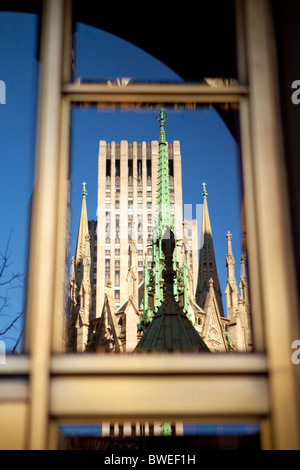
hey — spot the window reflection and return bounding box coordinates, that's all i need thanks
[66,105,251,354]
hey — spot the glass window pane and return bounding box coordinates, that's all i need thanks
[65,103,251,354]
[0,11,39,353]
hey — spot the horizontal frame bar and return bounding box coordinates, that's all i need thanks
[50,352,268,375]
[0,353,268,377]
[0,380,28,401]
[62,82,249,103]
[48,354,269,421]
[0,355,30,376]
[50,374,270,419]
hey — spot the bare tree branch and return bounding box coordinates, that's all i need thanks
[0,230,23,287]
[0,231,24,351]
[0,229,13,279]
[0,310,23,337]
[12,325,24,353]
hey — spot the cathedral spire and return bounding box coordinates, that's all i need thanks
[135,226,210,353]
[138,107,188,332]
[81,181,87,199]
[202,182,208,198]
[68,183,93,352]
[155,107,174,238]
[75,182,91,266]
[224,235,252,351]
[143,254,149,313]
[225,230,239,313]
[196,184,224,317]
[69,256,75,280]
[226,231,236,280]
[226,230,233,254]
[239,255,249,304]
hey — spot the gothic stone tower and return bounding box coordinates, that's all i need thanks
[224,231,252,352]
[67,183,94,352]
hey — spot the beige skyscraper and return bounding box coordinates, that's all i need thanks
[96,140,184,315]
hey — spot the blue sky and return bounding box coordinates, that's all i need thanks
[0,12,38,351]
[0,12,242,352]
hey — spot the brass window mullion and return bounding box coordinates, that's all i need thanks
[49,374,270,421]
[62,82,249,104]
[50,352,268,375]
[25,0,68,451]
[243,0,300,450]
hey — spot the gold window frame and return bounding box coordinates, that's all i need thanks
[0,0,299,451]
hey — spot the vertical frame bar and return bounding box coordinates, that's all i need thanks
[25,0,66,450]
[243,0,300,449]
[236,0,266,353]
[52,0,73,353]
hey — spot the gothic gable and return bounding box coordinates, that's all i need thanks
[202,284,227,352]
[87,295,123,353]
[122,297,141,352]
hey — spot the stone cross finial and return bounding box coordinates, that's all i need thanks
[202,182,208,198]
[82,181,87,199]
[157,106,167,126]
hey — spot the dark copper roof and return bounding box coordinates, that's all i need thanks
[135,293,210,353]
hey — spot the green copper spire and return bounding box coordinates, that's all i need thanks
[155,107,174,238]
[153,106,175,311]
[135,224,210,352]
[160,422,172,436]
[182,254,189,314]
[143,254,149,315]
[157,106,167,143]
[152,106,175,315]
[138,107,191,333]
